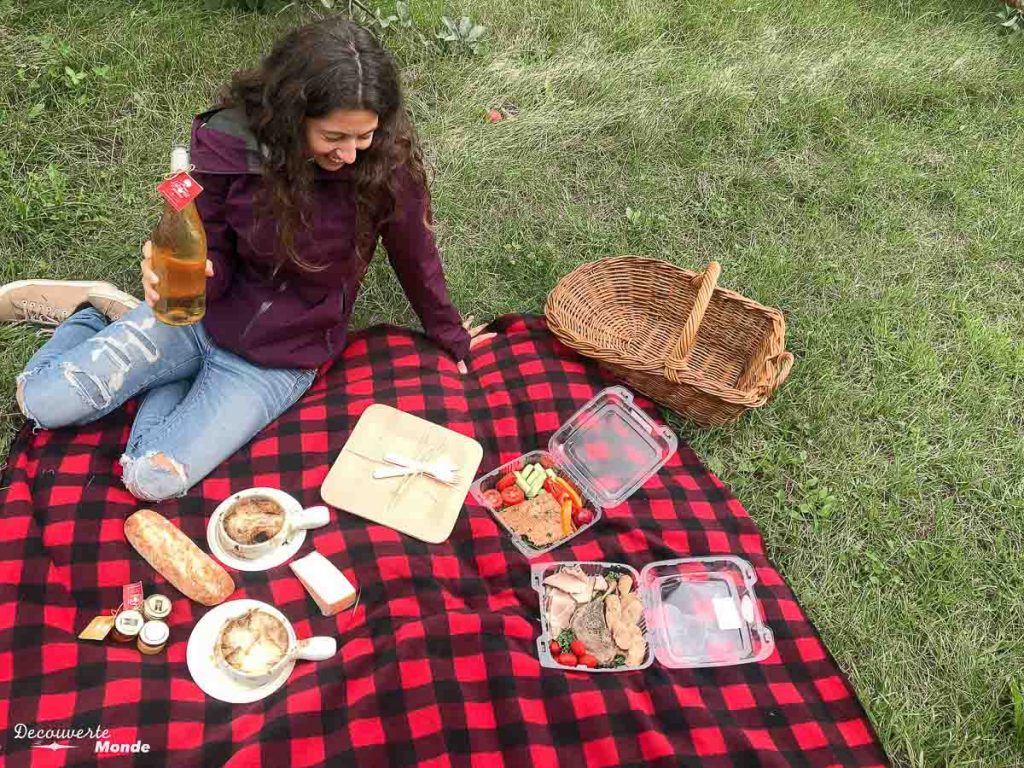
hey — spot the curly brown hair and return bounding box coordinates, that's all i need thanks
[219,17,428,273]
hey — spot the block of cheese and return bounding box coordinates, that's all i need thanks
[290,551,358,616]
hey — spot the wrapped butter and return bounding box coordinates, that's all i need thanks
[290,551,358,616]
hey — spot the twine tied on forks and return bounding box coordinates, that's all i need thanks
[345,437,460,516]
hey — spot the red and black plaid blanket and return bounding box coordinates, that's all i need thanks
[0,315,887,767]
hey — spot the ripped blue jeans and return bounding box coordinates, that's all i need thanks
[16,304,316,502]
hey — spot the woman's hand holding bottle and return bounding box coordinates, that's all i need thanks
[140,240,214,308]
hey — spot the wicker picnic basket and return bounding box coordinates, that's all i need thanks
[544,257,794,427]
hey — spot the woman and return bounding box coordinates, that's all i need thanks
[0,18,494,501]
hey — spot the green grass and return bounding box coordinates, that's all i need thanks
[2,0,1024,763]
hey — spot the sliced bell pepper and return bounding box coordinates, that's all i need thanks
[553,477,583,509]
[560,498,574,535]
[543,478,564,502]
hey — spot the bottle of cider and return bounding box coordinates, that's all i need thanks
[151,145,207,325]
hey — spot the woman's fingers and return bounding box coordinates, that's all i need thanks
[206,259,215,277]
[457,315,497,371]
[469,332,497,350]
[460,315,496,370]
[461,313,491,338]
[140,241,159,304]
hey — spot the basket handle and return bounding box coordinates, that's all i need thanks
[665,261,720,380]
[743,350,794,399]
[767,351,794,392]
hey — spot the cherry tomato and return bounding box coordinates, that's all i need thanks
[578,654,598,669]
[483,489,503,508]
[572,507,594,527]
[549,640,561,656]
[557,653,578,667]
[496,473,517,491]
[501,485,525,506]
[570,640,586,657]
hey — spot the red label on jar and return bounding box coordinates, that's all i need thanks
[156,171,203,212]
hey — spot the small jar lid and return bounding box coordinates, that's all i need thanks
[114,610,144,637]
[144,594,171,620]
[139,620,169,647]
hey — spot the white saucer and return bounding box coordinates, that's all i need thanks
[186,599,295,704]
[206,488,308,572]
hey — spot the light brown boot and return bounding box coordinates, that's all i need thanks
[0,280,101,327]
[88,283,140,321]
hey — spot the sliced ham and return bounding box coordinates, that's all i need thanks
[594,575,608,593]
[546,587,577,637]
[543,572,584,593]
[543,567,593,603]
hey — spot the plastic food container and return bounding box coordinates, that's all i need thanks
[532,556,775,672]
[470,386,678,557]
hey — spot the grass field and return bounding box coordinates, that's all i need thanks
[2,0,1023,763]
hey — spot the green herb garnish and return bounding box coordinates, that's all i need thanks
[555,629,576,652]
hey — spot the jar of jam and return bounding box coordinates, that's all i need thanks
[143,594,171,622]
[110,610,144,643]
[137,620,169,655]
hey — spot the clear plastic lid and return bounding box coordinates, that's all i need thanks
[548,386,678,508]
[639,556,775,669]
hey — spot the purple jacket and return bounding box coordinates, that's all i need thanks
[189,107,470,369]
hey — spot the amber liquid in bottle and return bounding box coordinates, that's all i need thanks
[151,147,207,326]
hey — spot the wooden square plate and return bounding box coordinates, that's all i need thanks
[320,404,483,544]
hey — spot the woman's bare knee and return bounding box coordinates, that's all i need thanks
[120,451,189,502]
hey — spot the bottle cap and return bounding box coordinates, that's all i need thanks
[139,620,169,647]
[143,594,171,621]
[113,609,144,638]
[170,145,190,174]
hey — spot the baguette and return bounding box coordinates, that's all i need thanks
[124,509,234,606]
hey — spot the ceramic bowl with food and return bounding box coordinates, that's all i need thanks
[213,604,336,687]
[214,487,329,561]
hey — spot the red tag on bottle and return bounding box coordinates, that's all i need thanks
[156,171,203,212]
[123,581,144,612]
